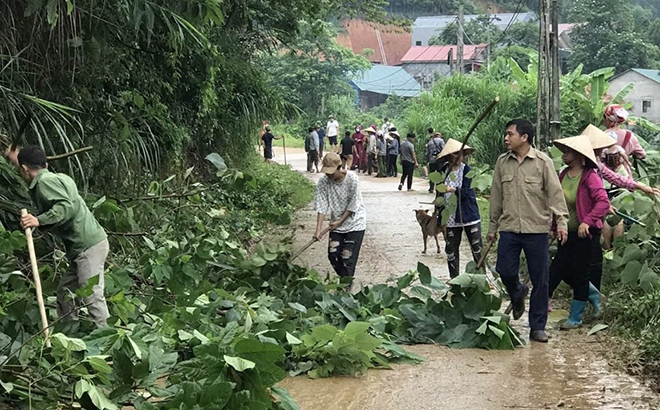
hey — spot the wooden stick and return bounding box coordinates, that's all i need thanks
[475,238,495,271]
[46,146,93,161]
[21,209,50,347]
[289,227,331,261]
[283,135,287,166]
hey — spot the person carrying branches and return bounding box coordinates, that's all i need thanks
[5,146,110,327]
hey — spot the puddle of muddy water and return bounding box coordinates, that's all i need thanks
[271,148,660,410]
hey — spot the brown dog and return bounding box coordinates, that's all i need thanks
[415,209,446,254]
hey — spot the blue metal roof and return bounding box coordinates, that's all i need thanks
[631,68,660,84]
[350,65,422,98]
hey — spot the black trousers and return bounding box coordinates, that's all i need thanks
[399,160,414,190]
[368,153,377,175]
[387,154,398,176]
[328,230,365,278]
[588,235,603,290]
[428,161,438,191]
[445,223,483,278]
[549,229,601,301]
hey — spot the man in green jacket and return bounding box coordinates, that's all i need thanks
[5,146,110,327]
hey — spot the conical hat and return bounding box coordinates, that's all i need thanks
[360,125,377,135]
[437,138,474,160]
[553,135,599,168]
[581,124,616,150]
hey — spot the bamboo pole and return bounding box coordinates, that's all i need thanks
[289,227,331,261]
[21,209,50,347]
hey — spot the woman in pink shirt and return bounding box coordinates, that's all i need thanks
[603,104,646,160]
[549,135,610,330]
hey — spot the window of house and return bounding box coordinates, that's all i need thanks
[643,100,652,114]
[415,41,422,46]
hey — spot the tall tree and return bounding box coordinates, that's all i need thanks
[568,0,660,73]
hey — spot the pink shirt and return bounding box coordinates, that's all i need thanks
[608,128,646,159]
[598,161,636,191]
[558,168,610,229]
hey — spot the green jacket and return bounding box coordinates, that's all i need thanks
[29,169,107,258]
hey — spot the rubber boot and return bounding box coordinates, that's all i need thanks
[560,299,587,330]
[588,283,602,319]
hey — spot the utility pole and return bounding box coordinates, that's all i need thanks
[537,0,551,148]
[549,0,561,143]
[457,4,464,75]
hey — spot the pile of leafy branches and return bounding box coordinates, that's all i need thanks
[0,156,522,409]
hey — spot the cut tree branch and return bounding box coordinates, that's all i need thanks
[46,146,93,161]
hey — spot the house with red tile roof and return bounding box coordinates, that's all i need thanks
[336,19,412,66]
[400,45,487,88]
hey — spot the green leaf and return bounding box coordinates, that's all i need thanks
[288,302,307,313]
[76,275,100,298]
[199,382,233,407]
[75,379,92,399]
[87,385,118,410]
[271,386,301,410]
[224,355,256,372]
[621,261,642,285]
[286,332,302,345]
[51,333,87,352]
[344,322,370,339]
[0,380,13,394]
[587,324,608,336]
[428,171,444,184]
[310,325,337,344]
[488,325,505,339]
[396,273,415,290]
[86,356,112,374]
[417,262,432,286]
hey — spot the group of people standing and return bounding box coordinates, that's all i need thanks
[312,106,657,343]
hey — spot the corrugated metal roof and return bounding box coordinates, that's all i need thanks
[401,45,487,63]
[413,12,536,30]
[351,65,422,97]
[631,68,660,84]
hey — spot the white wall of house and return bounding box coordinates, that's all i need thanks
[403,62,452,89]
[609,71,660,123]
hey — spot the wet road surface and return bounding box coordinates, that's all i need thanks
[269,147,659,410]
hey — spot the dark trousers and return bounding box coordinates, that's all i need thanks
[446,223,483,278]
[496,232,549,331]
[428,161,439,191]
[399,160,414,190]
[368,153,377,175]
[328,230,365,278]
[307,150,318,171]
[549,229,601,301]
[377,155,387,177]
[588,235,603,290]
[387,154,398,177]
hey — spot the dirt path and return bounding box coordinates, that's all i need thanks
[270,147,659,410]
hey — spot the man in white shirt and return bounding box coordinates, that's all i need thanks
[326,115,340,153]
[314,153,367,291]
[381,117,393,141]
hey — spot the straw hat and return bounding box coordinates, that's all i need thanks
[553,135,599,168]
[360,125,377,135]
[437,138,474,160]
[581,124,616,150]
[389,129,400,138]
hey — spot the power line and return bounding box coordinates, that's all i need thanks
[489,0,527,48]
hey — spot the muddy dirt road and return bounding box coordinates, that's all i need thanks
[269,147,659,410]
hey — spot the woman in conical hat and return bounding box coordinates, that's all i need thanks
[549,135,610,330]
[436,139,481,278]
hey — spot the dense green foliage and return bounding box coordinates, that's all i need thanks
[0,155,524,409]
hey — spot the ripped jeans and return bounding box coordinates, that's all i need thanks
[445,222,483,278]
[328,230,365,278]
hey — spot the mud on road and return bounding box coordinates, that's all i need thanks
[269,147,659,410]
